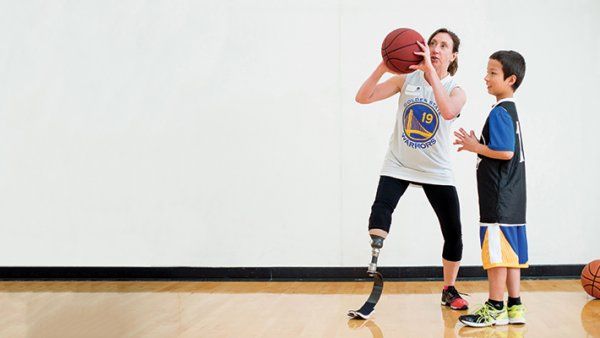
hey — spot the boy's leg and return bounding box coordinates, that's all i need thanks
[459,267,509,327]
[507,268,526,324]
[507,268,520,298]
[488,267,507,302]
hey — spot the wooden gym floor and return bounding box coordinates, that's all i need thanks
[0,279,597,337]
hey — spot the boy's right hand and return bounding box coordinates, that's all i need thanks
[453,128,481,153]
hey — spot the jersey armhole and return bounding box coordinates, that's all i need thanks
[450,85,462,119]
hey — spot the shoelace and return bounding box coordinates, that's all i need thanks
[471,303,496,323]
[508,304,526,313]
[448,288,470,299]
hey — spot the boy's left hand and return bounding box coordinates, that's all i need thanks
[453,128,481,153]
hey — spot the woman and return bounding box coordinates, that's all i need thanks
[355,28,468,314]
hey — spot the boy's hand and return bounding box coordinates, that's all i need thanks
[453,128,481,153]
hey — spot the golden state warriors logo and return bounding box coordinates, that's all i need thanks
[402,100,439,149]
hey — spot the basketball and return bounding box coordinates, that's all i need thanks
[581,259,600,298]
[381,28,425,74]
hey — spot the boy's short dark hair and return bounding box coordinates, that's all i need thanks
[490,50,526,91]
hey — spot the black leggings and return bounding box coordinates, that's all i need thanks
[368,175,463,262]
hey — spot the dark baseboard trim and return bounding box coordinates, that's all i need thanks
[0,265,584,281]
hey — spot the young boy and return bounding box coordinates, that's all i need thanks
[454,50,528,327]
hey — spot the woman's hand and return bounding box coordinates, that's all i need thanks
[377,60,392,74]
[355,61,405,104]
[408,41,435,75]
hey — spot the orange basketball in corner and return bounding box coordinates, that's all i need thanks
[581,259,600,298]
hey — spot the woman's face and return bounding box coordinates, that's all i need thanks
[428,33,456,73]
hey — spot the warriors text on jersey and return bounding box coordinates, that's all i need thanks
[380,70,460,185]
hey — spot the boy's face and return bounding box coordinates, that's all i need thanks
[485,59,515,96]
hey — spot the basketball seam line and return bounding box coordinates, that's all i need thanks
[582,283,600,292]
[581,274,595,283]
[383,42,423,56]
[387,57,423,62]
[386,59,402,73]
[384,48,403,73]
[593,264,600,296]
[383,30,408,51]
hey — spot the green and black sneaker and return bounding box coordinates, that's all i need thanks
[459,302,509,327]
[507,304,526,324]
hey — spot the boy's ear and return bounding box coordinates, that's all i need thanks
[506,74,517,87]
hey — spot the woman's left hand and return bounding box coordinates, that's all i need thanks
[409,41,435,74]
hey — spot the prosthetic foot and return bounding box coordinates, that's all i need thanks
[347,235,385,320]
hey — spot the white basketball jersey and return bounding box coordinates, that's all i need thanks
[380,70,459,185]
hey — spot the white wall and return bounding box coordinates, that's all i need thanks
[0,0,597,267]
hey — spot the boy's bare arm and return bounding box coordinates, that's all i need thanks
[453,128,514,160]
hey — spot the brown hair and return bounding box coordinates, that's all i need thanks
[490,50,526,91]
[427,28,460,75]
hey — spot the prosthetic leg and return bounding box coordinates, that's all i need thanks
[347,235,385,319]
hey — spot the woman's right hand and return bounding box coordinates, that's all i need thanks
[355,61,405,104]
[377,61,390,74]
